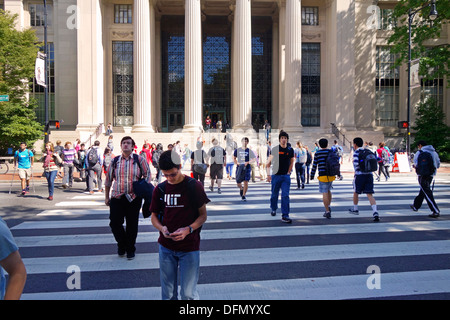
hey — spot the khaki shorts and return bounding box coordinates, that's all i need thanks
[18,168,32,180]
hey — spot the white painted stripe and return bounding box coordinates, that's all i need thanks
[20,269,450,300]
[206,198,450,212]
[12,207,450,230]
[13,220,450,248]
[37,209,110,216]
[55,201,106,207]
[206,190,449,201]
[51,196,450,210]
[21,240,450,274]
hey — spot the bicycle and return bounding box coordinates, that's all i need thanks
[0,160,9,175]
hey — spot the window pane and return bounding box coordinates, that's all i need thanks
[375,46,399,127]
[114,4,132,24]
[302,7,319,26]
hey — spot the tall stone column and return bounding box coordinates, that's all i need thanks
[76,0,105,141]
[232,0,252,130]
[283,0,302,132]
[184,0,203,132]
[133,0,154,132]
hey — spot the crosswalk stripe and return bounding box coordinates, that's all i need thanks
[20,240,450,274]
[12,208,450,231]
[13,220,450,248]
[20,269,450,300]
[52,196,450,209]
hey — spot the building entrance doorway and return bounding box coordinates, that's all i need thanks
[168,112,183,132]
[208,111,226,131]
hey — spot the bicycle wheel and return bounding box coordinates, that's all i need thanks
[0,162,9,175]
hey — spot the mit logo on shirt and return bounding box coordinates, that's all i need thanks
[164,194,182,207]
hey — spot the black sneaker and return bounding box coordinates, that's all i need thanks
[428,212,440,218]
[127,252,135,260]
[118,249,126,257]
[373,212,380,222]
[410,204,418,212]
[281,217,292,224]
[271,211,276,216]
[348,208,359,215]
[242,196,246,202]
[217,188,221,194]
[323,211,331,219]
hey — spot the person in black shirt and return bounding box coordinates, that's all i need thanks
[266,130,295,223]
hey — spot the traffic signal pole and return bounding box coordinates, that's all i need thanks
[44,0,49,144]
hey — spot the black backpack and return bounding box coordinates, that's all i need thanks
[415,150,436,176]
[358,149,378,172]
[87,148,99,166]
[325,150,341,176]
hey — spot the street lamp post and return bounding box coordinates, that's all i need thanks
[43,0,49,144]
[406,0,438,156]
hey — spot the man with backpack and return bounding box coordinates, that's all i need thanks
[310,138,339,219]
[150,150,209,300]
[411,140,440,218]
[208,138,226,194]
[85,140,104,194]
[234,137,256,201]
[349,137,379,222]
[105,136,152,260]
[331,140,344,180]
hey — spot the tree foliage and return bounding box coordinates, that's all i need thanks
[388,0,450,84]
[0,10,43,154]
[412,97,450,160]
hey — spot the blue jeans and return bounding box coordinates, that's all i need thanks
[270,174,291,217]
[226,163,234,177]
[44,170,57,196]
[159,245,200,300]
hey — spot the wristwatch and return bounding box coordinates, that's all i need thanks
[188,226,194,234]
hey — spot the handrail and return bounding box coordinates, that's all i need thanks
[330,123,352,148]
[83,123,104,147]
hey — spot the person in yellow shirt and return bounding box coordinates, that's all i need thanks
[310,138,336,219]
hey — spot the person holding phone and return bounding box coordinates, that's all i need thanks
[150,150,209,300]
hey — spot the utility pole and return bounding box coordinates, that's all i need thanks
[44,0,49,144]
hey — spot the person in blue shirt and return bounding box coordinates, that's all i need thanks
[0,217,27,300]
[14,142,34,195]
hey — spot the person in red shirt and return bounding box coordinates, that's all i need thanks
[150,150,209,300]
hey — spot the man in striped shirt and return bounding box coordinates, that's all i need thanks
[105,136,152,260]
[310,138,335,219]
[350,137,379,222]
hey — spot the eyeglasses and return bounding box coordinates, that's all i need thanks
[164,170,179,178]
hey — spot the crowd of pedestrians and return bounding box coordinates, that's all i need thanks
[2,130,443,300]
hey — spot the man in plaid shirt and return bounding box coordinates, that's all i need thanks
[105,136,152,260]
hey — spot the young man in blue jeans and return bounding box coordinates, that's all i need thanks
[266,130,295,223]
[150,150,209,300]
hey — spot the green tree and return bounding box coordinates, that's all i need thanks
[388,0,450,83]
[412,97,450,160]
[0,10,43,154]
[387,1,450,161]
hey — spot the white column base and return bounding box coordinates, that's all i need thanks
[132,124,155,133]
